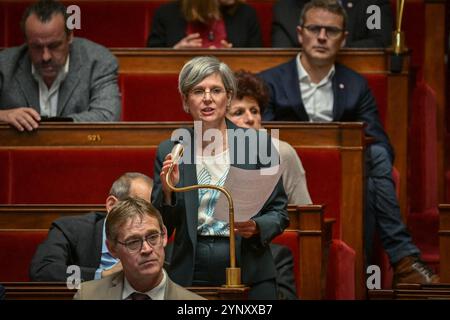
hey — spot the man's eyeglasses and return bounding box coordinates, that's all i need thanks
[117,232,165,253]
[302,25,344,39]
[190,87,226,100]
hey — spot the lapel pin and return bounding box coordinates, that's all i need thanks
[339,83,345,89]
[347,2,353,8]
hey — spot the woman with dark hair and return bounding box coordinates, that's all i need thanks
[148,0,262,48]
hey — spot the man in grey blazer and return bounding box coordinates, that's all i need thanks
[0,0,121,131]
[74,197,204,300]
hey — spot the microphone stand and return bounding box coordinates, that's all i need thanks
[390,0,406,73]
[165,145,244,288]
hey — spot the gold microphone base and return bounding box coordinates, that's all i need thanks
[222,267,245,288]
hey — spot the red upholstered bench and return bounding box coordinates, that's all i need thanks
[0,2,5,47]
[272,230,301,297]
[118,72,388,126]
[119,73,191,121]
[0,229,48,282]
[296,148,356,299]
[1,0,166,48]
[365,74,388,127]
[5,148,157,204]
[248,0,273,48]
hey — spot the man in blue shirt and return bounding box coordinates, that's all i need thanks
[30,172,153,282]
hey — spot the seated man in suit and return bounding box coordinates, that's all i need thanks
[272,0,393,48]
[0,0,121,132]
[259,0,438,285]
[30,172,153,282]
[74,197,204,300]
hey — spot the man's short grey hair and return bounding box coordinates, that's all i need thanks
[109,172,153,200]
[299,0,347,30]
[178,56,237,112]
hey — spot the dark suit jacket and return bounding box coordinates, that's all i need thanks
[272,0,393,48]
[151,119,289,286]
[259,58,393,160]
[29,212,105,282]
[0,38,121,121]
[147,1,262,47]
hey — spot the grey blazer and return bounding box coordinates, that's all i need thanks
[73,271,205,300]
[0,37,121,121]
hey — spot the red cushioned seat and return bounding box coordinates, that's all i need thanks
[297,149,341,237]
[364,74,388,127]
[0,229,48,281]
[0,2,5,47]
[325,239,355,299]
[120,73,191,121]
[2,0,33,47]
[3,0,166,48]
[8,148,156,204]
[272,230,300,296]
[248,1,273,48]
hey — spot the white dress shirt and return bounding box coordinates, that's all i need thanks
[31,55,70,117]
[296,53,335,122]
[122,269,167,300]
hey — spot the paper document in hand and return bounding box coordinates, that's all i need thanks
[214,165,283,222]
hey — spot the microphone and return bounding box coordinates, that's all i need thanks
[163,139,243,288]
[170,142,184,166]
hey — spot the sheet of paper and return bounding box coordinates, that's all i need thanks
[214,165,283,222]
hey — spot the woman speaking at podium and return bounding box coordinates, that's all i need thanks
[151,56,288,299]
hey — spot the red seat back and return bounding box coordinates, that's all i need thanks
[248,1,273,47]
[0,229,48,281]
[272,230,300,297]
[7,148,156,204]
[297,149,342,238]
[119,73,191,121]
[365,74,388,127]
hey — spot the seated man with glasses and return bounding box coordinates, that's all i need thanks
[74,197,204,300]
[259,0,439,286]
[271,0,393,48]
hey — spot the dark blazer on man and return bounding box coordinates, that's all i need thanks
[29,212,105,282]
[147,1,262,47]
[272,0,393,48]
[0,38,121,121]
[259,58,393,159]
[151,119,289,287]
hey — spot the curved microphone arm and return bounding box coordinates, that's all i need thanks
[165,145,243,288]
